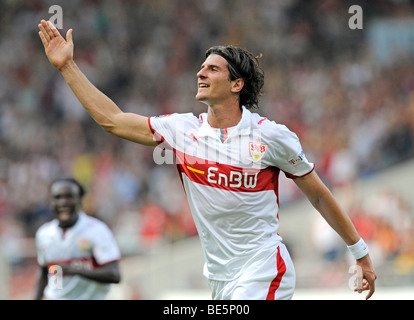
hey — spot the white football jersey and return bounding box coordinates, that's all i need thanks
[35,212,121,299]
[149,106,314,280]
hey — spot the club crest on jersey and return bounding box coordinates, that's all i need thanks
[249,142,268,162]
[77,238,92,252]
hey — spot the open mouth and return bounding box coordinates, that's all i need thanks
[58,206,72,212]
[57,210,72,222]
[198,83,209,88]
[57,206,73,216]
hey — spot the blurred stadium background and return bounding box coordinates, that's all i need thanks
[0,0,414,300]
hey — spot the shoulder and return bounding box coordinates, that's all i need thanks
[152,112,198,122]
[35,219,57,237]
[80,213,114,236]
[36,220,54,232]
[250,112,298,141]
[81,213,108,228]
[150,112,199,131]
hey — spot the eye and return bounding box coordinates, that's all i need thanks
[53,193,74,200]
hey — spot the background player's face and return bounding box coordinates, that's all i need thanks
[50,181,81,228]
[196,54,237,106]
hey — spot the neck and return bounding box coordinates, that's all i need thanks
[58,212,80,230]
[207,103,242,128]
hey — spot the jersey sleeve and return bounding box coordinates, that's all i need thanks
[91,222,121,265]
[267,123,315,178]
[148,113,195,149]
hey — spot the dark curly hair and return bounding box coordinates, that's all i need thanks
[206,45,264,110]
[50,177,86,198]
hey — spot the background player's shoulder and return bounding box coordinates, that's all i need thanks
[35,219,58,238]
[83,214,115,236]
[83,213,107,227]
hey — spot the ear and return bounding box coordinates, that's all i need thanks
[231,78,244,94]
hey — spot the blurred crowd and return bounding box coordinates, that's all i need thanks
[1,0,414,295]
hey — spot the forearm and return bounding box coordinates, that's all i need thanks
[62,262,120,284]
[39,20,155,145]
[34,281,47,300]
[33,267,48,300]
[68,268,118,284]
[59,60,155,145]
[59,60,122,132]
[311,188,360,246]
[295,171,361,246]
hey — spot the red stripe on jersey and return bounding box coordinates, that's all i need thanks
[148,117,164,145]
[175,150,279,193]
[266,246,287,300]
[284,163,315,179]
[222,128,228,142]
[47,256,99,270]
[258,117,268,125]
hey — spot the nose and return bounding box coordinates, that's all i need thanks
[197,67,206,79]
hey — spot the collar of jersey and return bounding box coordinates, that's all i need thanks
[198,105,251,139]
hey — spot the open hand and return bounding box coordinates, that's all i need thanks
[38,19,73,70]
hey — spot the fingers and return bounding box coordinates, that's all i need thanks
[364,269,377,300]
[365,276,376,300]
[38,20,50,44]
[353,277,376,299]
[38,31,47,48]
[38,19,62,43]
[365,287,375,300]
[47,20,61,38]
[42,19,54,40]
[66,28,73,44]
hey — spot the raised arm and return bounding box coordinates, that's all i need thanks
[38,20,156,146]
[294,170,377,299]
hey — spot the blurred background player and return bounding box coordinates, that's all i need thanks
[33,177,121,300]
[37,19,376,300]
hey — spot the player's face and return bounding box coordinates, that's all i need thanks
[196,54,238,106]
[50,181,81,228]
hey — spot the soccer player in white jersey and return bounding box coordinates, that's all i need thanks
[34,178,121,300]
[38,20,377,299]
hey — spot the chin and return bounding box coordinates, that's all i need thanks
[196,95,209,106]
[195,94,203,101]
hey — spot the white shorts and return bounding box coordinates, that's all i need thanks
[208,243,295,300]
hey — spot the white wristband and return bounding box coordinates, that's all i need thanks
[347,238,369,260]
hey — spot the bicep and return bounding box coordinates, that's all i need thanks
[109,112,157,147]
